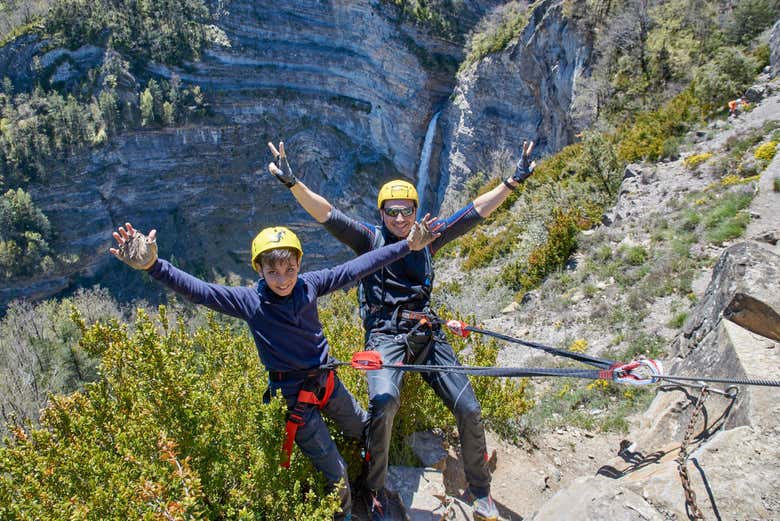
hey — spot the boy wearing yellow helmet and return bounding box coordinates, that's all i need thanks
[268,139,535,521]
[110,219,439,521]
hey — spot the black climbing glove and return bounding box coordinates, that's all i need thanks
[268,141,298,188]
[511,140,536,184]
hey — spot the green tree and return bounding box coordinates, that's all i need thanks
[726,0,780,45]
[694,47,758,108]
[0,188,53,278]
[140,86,154,126]
[147,78,164,123]
[44,0,210,65]
[0,288,116,436]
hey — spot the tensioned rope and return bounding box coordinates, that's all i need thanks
[323,312,780,389]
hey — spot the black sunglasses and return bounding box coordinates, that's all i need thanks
[383,206,415,217]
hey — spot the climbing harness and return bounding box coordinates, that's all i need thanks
[278,369,336,468]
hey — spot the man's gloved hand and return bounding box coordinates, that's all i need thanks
[267,141,298,188]
[512,140,536,184]
[407,213,441,251]
[110,223,158,270]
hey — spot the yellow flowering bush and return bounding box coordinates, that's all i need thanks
[0,308,340,520]
[683,152,713,169]
[568,339,589,353]
[754,140,778,161]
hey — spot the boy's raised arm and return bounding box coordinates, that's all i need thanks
[110,223,256,320]
[305,218,439,296]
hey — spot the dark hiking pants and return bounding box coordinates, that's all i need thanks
[277,373,368,520]
[362,329,491,497]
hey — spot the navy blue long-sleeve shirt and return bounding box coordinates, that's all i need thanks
[147,240,411,372]
[323,202,482,334]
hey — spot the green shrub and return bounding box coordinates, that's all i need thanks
[461,223,521,271]
[617,89,699,162]
[668,311,688,329]
[572,131,623,196]
[501,209,580,293]
[725,0,780,45]
[0,308,341,519]
[594,244,612,263]
[621,333,666,360]
[382,0,458,39]
[703,192,754,244]
[523,372,654,434]
[622,245,648,266]
[532,142,583,183]
[693,47,758,109]
[774,177,780,192]
[462,2,529,70]
[752,44,771,69]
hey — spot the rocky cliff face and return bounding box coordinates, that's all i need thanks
[0,0,591,308]
[437,0,593,213]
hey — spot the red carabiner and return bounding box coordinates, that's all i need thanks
[446,319,471,338]
[351,351,384,370]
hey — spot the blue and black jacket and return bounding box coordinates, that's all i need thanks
[146,239,411,391]
[323,202,482,335]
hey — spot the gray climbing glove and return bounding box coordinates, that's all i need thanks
[512,140,536,184]
[116,229,158,270]
[267,141,298,188]
[407,216,440,251]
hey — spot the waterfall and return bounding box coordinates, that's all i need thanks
[415,111,440,215]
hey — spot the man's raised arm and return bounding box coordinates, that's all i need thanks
[267,141,332,223]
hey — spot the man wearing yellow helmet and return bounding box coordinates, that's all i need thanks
[110,219,439,521]
[267,139,536,521]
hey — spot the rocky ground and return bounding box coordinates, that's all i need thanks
[367,73,780,520]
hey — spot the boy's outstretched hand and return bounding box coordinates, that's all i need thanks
[407,213,441,251]
[110,223,158,270]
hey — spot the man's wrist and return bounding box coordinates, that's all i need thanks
[503,178,518,191]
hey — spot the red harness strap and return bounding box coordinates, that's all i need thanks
[281,370,336,468]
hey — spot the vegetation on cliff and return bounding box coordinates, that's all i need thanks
[0,288,531,517]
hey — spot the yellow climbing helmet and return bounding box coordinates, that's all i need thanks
[251,226,303,271]
[377,179,418,209]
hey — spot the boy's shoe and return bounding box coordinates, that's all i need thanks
[473,494,499,521]
[364,488,389,521]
